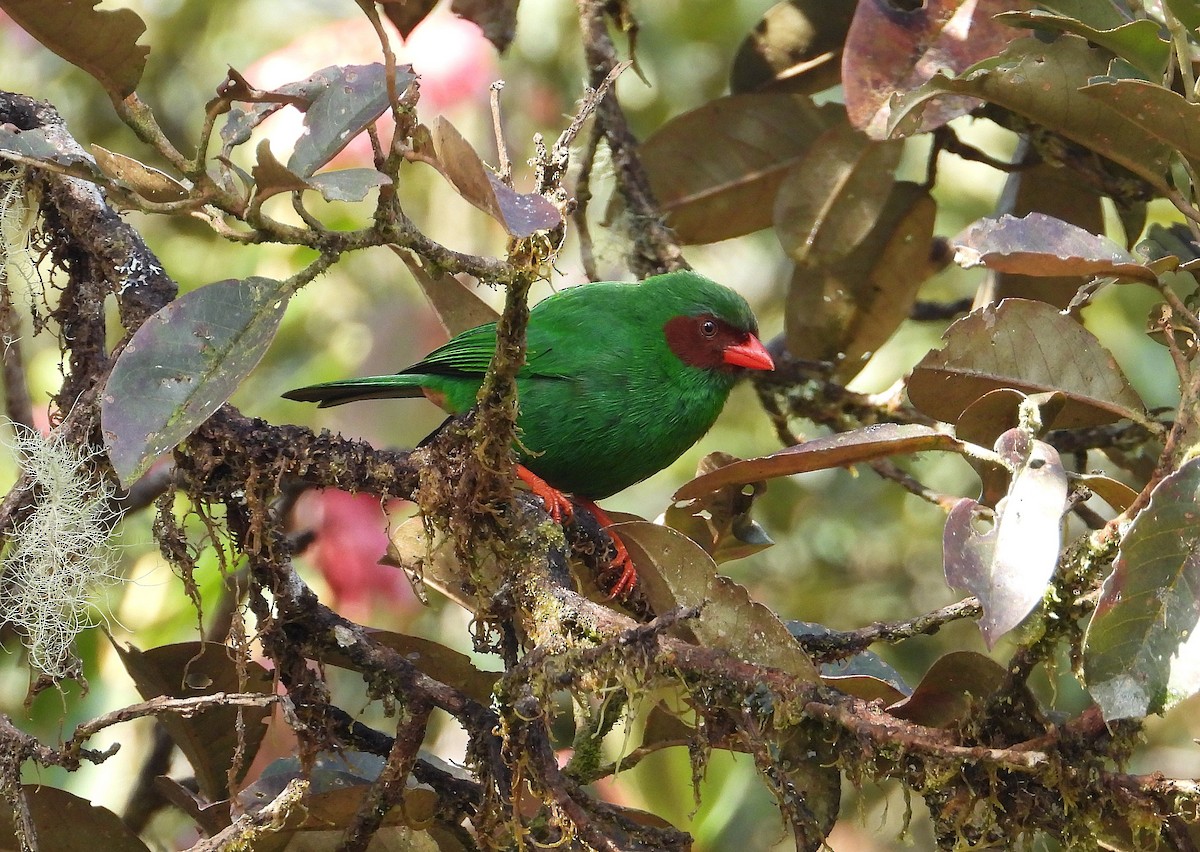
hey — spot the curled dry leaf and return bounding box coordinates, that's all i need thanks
[92,145,189,204]
[730,0,856,95]
[663,452,774,564]
[943,431,1068,648]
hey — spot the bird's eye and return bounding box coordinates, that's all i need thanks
[700,320,718,338]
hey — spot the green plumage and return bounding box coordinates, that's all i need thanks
[284,271,761,499]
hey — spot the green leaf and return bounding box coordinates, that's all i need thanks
[633,95,842,243]
[997,11,1169,77]
[674,423,977,500]
[102,277,290,487]
[889,36,1174,191]
[1166,0,1200,32]
[1085,457,1200,720]
[114,641,274,801]
[0,0,148,98]
[0,786,150,852]
[614,520,819,681]
[907,299,1148,430]
[1034,0,1132,30]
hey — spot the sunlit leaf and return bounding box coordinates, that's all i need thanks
[102,277,291,487]
[674,424,977,500]
[663,453,774,564]
[907,298,1147,430]
[114,641,274,801]
[1074,473,1138,513]
[953,213,1157,283]
[0,786,150,852]
[1,0,148,98]
[844,0,1023,138]
[1080,78,1200,172]
[997,11,1169,77]
[634,95,841,243]
[943,432,1068,648]
[614,520,819,681]
[774,123,902,264]
[1034,0,1132,30]
[1085,457,1200,720]
[888,37,1173,192]
[730,0,854,95]
[91,145,189,203]
[786,181,936,379]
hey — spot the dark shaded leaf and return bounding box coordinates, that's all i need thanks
[674,423,976,500]
[0,126,102,179]
[943,433,1068,647]
[1166,0,1200,32]
[953,213,1157,283]
[786,181,936,380]
[0,786,150,852]
[634,95,842,243]
[152,776,232,836]
[376,0,440,37]
[287,64,402,177]
[987,159,1107,308]
[888,651,1006,727]
[664,452,774,564]
[102,277,290,487]
[305,168,391,202]
[615,521,819,680]
[252,140,312,202]
[997,10,1169,77]
[430,117,561,237]
[888,37,1173,192]
[844,0,1023,138]
[1,0,148,98]
[774,123,902,264]
[788,621,911,703]
[954,389,1065,448]
[114,641,274,801]
[91,145,189,203]
[451,0,520,52]
[730,0,855,95]
[907,299,1147,430]
[1084,457,1200,720]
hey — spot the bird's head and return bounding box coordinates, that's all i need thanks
[663,313,775,374]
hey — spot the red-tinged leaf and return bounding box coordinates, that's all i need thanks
[786,181,936,380]
[451,0,520,53]
[997,11,1169,77]
[673,423,976,500]
[888,651,1005,727]
[430,117,560,237]
[91,145,189,203]
[843,0,1023,138]
[943,433,1068,648]
[633,95,842,243]
[774,123,903,264]
[114,641,274,801]
[887,37,1174,192]
[1,0,148,98]
[102,277,291,487]
[953,213,1157,283]
[907,299,1148,430]
[405,256,499,337]
[730,0,855,95]
[614,520,819,681]
[1084,457,1200,720]
[287,64,404,177]
[0,786,150,852]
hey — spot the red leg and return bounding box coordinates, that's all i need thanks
[577,498,636,599]
[516,465,574,523]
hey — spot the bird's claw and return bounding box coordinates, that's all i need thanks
[604,539,637,599]
[516,465,575,523]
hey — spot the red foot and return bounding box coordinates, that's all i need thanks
[577,498,636,599]
[514,467,637,598]
[516,465,574,523]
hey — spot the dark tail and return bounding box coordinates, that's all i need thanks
[282,376,425,408]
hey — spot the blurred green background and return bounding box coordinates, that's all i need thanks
[0,1,1188,849]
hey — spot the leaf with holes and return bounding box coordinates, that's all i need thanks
[908,299,1147,430]
[102,277,290,487]
[1085,458,1200,720]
